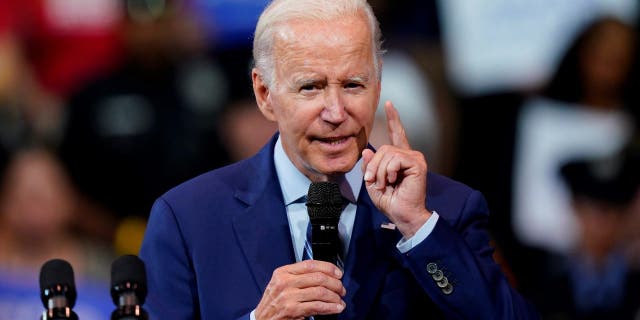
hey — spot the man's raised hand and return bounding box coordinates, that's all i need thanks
[362,101,431,238]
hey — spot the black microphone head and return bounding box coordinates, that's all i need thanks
[39,259,77,308]
[307,181,343,218]
[110,254,148,305]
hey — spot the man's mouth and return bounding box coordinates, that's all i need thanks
[317,136,349,145]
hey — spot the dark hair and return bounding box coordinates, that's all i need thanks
[542,17,637,105]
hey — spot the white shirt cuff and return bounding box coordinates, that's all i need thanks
[396,211,439,253]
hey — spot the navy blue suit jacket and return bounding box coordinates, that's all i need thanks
[140,135,538,319]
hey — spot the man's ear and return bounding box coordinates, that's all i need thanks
[252,68,276,121]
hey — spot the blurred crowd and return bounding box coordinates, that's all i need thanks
[0,0,638,319]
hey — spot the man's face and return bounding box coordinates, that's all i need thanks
[254,14,381,181]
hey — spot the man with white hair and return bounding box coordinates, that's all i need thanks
[140,0,538,319]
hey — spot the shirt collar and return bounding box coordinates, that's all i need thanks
[274,136,363,206]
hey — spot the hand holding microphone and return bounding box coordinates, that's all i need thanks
[253,182,347,320]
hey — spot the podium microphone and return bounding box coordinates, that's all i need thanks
[39,259,79,320]
[110,255,149,320]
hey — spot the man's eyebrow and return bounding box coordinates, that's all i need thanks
[292,76,325,87]
[288,74,371,88]
[345,75,370,83]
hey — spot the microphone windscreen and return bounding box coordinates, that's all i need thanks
[39,259,77,307]
[111,254,148,304]
[307,182,343,218]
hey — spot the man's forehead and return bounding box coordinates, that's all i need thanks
[273,15,370,46]
[274,42,375,81]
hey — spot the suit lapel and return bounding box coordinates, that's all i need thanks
[340,185,400,319]
[231,136,296,294]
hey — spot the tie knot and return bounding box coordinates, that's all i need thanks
[292,195,308,205]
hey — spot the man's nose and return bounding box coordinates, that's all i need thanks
[320,87,347,124]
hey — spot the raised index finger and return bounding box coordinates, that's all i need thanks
[384,100,410,149]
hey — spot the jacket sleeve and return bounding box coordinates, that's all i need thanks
[139,198,201,319]
[398,190,539,319]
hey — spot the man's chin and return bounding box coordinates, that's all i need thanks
[313,158,358,177]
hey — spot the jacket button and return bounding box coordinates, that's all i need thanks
[426,262,438,274]
[437,276,449,288]
[432,269,444,281]
[442,283,454,295]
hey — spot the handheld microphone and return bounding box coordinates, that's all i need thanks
[307,182,344,320]
[110,255,149,320]
[39,259,79,320]
[306,181,343,266]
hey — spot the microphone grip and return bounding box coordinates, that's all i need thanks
[310,219,340,265]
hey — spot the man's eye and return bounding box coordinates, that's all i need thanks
[345,82,363,89]
[300,84,316,91]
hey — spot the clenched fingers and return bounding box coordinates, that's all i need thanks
[255,261,347,320]
[363,146,421,190]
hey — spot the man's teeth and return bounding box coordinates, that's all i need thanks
[322,137,346,145]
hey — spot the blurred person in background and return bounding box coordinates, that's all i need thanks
[513,16,637,256]
[59,0,232,252]
[0,146,113,319]
[0,0,123,146]
[528,142,640,319]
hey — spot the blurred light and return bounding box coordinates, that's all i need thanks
[45,0,121,32]
[188,0,270,48]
